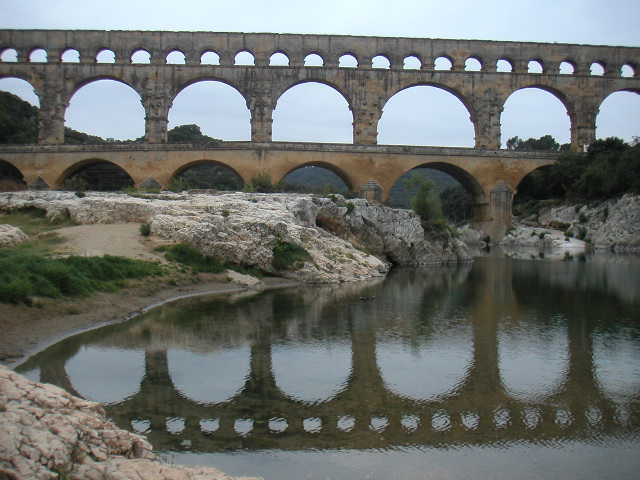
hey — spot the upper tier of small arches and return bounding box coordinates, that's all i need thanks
[0,30,638,78]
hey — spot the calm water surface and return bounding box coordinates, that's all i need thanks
[18,254,640,479]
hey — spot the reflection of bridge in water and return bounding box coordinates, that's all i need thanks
[29,261,640,452]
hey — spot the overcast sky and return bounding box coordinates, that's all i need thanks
[1,0,638,146]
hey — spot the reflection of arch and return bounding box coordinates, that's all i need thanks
[57,159,135,190]
[278,162,353,191]
[378,83,476,147]
[170,160,245,189]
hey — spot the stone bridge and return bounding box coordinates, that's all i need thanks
[1,30,639,237]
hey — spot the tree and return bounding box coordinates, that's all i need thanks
[506,134,563,152]
[405,173,444,225]
[167,124,221,145]
[0,91,38,144]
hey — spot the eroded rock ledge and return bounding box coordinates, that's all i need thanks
[0,191,471,283]
[0,366,258,480]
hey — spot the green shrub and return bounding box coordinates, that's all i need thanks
[272,240,311,271]
[139,223,151,236]
[157,243,224,273]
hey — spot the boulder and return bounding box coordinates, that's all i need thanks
[0,224,28,248]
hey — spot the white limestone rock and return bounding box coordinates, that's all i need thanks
[0,366,257,480]
[0,224,28,248]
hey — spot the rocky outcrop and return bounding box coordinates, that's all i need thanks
[0,224,28,248]
[0,366,257,480]
[0,191,471,283]
[536,194,640,252]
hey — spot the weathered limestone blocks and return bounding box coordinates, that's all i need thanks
[0,224,28,248]
[0,366,256,480]
[0,190,472,282]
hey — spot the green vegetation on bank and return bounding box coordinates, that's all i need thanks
[272,239,311,271]
[155,244,225,273]
[515,136,640,203]
[0,246,164,304]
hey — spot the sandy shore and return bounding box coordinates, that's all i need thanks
[0,223,298,367]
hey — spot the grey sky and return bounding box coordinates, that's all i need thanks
[1,0,638,146]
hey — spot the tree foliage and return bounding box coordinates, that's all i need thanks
[0,91,39,144]
[506,134,570,152]
[516,136,640,202]
[167,124,221,145]
[405,174,444,226]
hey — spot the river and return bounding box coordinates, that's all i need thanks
[17,252,640,479]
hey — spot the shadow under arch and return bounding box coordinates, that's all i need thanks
[57,158,135,190]
[0,159,26,190]
[389,161,486,207]
[513,164,560,205]
[378,82,477,146]
[169,159,245,190]
[277,161,354,191]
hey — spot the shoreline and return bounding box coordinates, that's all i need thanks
[0,275,300,369]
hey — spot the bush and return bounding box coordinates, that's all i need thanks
[157,243,224,273]
[246,172,278,193]
[272,240,311,271]
[139,223,151,236]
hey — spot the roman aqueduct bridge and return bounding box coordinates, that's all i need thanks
[1,30,638,237]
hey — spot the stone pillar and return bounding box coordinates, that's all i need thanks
[248,94,273,142]
[360,180,383,203]
[142,92,171,143]
[352,103,381,145]
[570,99,598,152]
[488,181,514,239]
[472,90,503,150]
[38,83,67,144]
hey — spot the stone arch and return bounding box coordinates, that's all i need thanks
[269,51,289,66]
[560,60,575,74]
[95,48,116,63]
[621,64,635,78]
[166,49,186,64]
[465,56,483,71]
[304,52,324,67]
[0,48,18,62]
[169,160,245,190]
[169,78,251,141]
[496,58,513,72]
[130,48,151,64]
[0,75,41,106]
[513,164,559,204]
[528,59,544,73]
[234,50,255,66]
[403,55,421,70]
[434,55,453,70]
[501,85,572,147]
[29,48,47,63]
[596,88,640,141]
[200,50,220,65]
[338,53,358,68]
[57,159,135,190]
[372,54,391,69]
[61,48,80,63]
[590,61,605,76]
[68,75,142,106]
[378,82,477,147]
[278,161,354,192]
[272,80,353,142]
[388,161,486,206]
[0,159,26,191]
